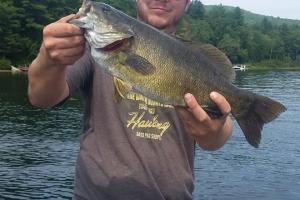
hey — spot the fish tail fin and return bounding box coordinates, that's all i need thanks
[234,94,286,148]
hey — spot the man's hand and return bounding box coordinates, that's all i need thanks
[176,92,233,151]
[41,14,85,67]
[28,14,85,108]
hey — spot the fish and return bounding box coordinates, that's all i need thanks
[70,0,286,148]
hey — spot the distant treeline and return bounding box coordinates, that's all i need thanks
[1,0,300,69]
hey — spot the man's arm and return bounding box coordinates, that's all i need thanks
[28,14,85,108]
[176,92,233,151]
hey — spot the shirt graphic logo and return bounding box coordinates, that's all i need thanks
[123,92,173,140]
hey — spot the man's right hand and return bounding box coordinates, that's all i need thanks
[41,14,85,67]
[28,14,86,108]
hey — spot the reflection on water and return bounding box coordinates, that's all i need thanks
[0,71,299,199]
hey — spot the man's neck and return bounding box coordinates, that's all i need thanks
[162,26,177,36]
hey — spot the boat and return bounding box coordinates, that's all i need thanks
[233,64,247,71]
[11,65,29,73]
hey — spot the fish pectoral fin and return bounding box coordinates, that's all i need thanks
[201,104,223,119]
[113,77,132,102]
[122,52,156,75]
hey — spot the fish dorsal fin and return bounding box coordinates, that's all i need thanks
[198,43,235,81]
[175,36,235,82]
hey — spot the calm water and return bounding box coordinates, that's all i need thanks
[0,71,299,199]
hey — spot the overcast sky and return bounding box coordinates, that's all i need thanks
[201,0,300,20]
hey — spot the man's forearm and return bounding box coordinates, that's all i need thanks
[28,48,69,108]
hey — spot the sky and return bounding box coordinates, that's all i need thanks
[201,0,300,20]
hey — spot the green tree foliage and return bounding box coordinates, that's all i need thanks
[217,34,241,63]
[187,0,205,20]
[1,0,300,68]
[183,3,300,67]
[0,0,81,65]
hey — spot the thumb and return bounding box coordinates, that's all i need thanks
[58,14,76,23]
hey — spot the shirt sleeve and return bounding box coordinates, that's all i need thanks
[66,45,94,98]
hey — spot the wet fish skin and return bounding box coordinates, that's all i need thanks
[70,0,286,148]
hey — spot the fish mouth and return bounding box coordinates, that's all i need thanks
[100,37,131,52]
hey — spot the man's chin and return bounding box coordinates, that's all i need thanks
[147,18,170,30]
[152,24,168,30]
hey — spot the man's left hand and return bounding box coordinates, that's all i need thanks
[176,92,232,151]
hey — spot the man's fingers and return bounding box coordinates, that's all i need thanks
[44,35,85,50]
[176,107,192,122]
[44,23,83,38]
[184,93,210,123]
[52,53,84,66]
[176,107,202,135]
[210,92,231,116]
[44,14,83,38]
[49,45,85,60]
[58,14,76,23]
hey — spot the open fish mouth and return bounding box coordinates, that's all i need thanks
[100,37,131,52]
[69,13,134,51]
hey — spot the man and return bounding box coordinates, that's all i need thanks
[28,0,232,199]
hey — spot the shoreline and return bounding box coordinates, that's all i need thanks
[246,67,300,71]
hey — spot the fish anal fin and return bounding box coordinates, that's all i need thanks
[201,104,223,119]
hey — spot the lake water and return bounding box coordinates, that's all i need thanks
[0,70,299,199]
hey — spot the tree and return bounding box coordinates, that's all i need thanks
[187,0,205,20]
[189,20,213,43]
[260,17,273,34]
[205,5,231,45]
[217,34,241,63]
[231,7,244,28]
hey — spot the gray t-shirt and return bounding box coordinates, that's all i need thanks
[66,49,195,200]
